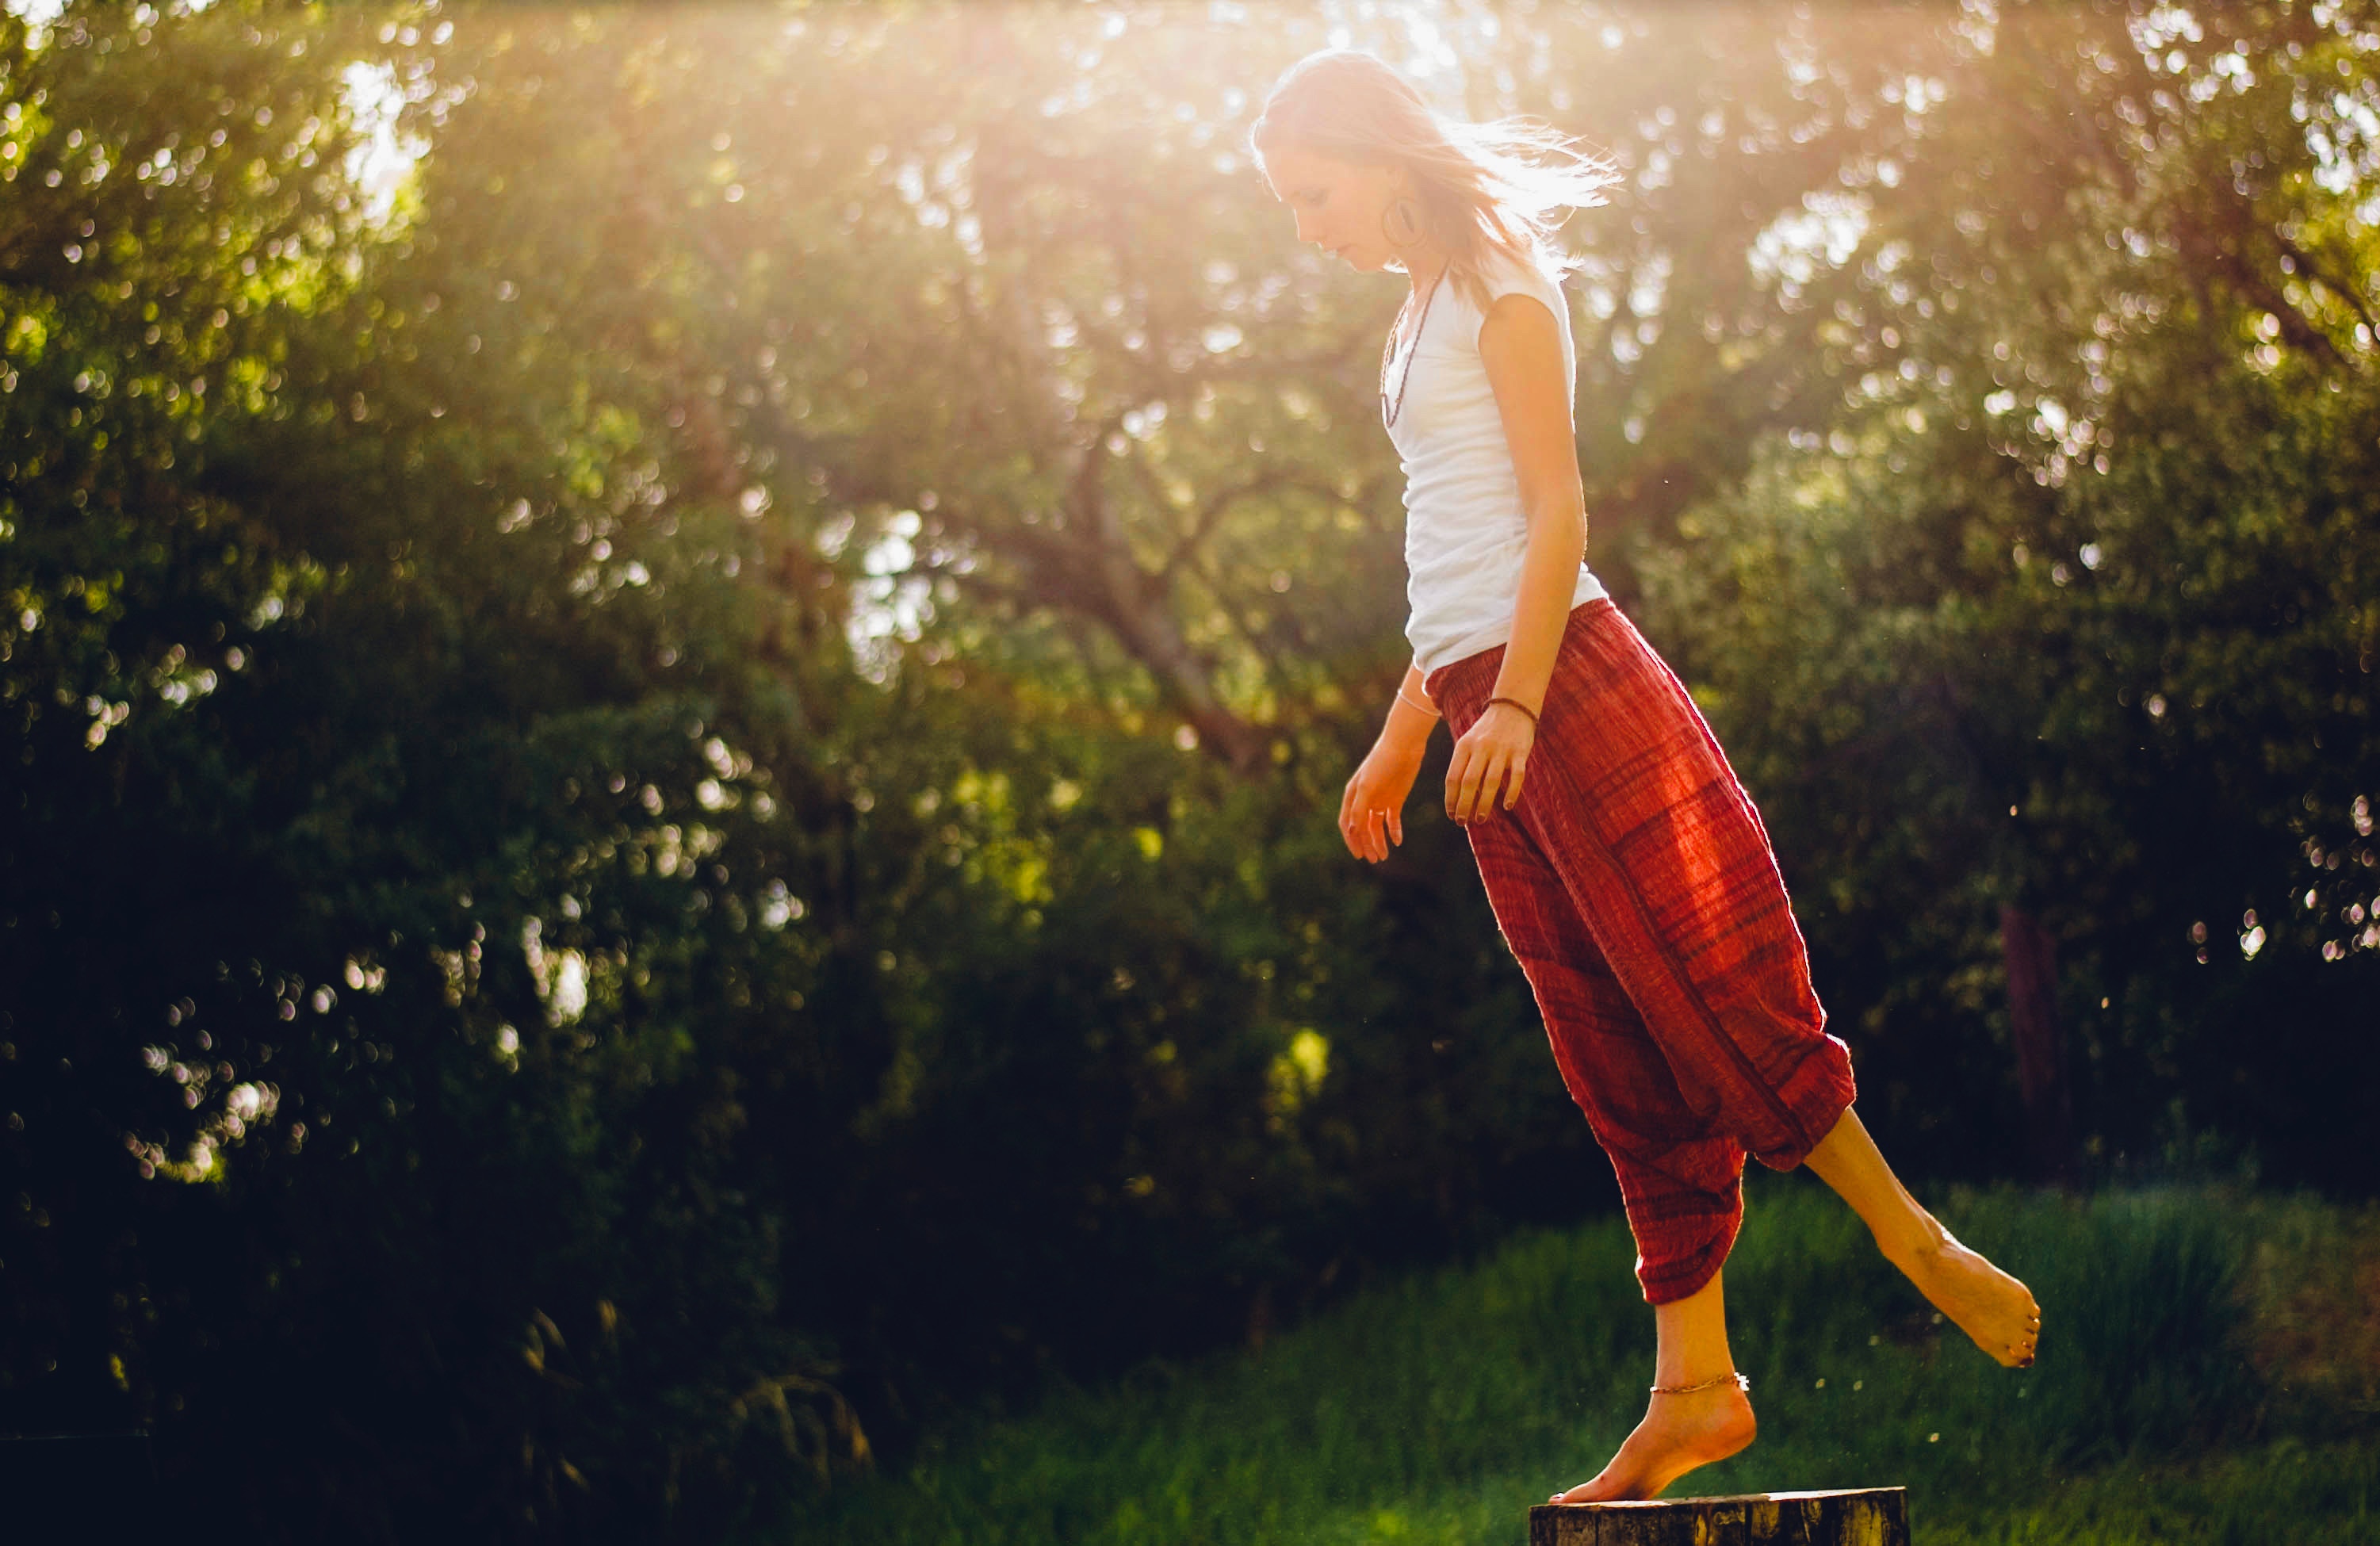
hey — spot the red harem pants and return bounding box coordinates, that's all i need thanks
[1424,598,1857,1304]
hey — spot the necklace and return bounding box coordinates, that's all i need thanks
[1379,267,1444,431]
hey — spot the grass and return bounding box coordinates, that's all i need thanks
[763,1177,2380,1544]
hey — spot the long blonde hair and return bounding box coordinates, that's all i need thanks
[1248,49,1621,316]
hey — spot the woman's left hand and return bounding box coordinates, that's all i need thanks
[1445,701,1536,825]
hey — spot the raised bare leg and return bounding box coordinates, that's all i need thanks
[1802,1107,2040,1367]
[1550,1266,1756,1504]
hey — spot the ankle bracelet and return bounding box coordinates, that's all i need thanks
[1649,1372,1750,1397]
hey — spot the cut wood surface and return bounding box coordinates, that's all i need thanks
[1527,1487,1908,1545]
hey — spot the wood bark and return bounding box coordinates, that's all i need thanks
[1999,902,2076,1189]
[1528,1487,1908,1545]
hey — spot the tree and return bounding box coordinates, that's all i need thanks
[1631,0,2380,1181]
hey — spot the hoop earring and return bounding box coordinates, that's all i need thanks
[1380,195,1424,248]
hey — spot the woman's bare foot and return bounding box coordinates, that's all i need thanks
[1802,1110,2041,1368]
[1891,1226,2041,1367]
[1548,1381,1757,1505]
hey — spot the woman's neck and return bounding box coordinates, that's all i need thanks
[1402,247,1448,297]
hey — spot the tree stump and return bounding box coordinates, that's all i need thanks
[1528,1487,1908,1545]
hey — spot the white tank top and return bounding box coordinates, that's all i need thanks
[1384,244,1606,680]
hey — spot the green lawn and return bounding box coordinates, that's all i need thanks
[767,1179,2380,1544]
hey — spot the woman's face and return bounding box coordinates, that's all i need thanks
[1264,144,1406,271]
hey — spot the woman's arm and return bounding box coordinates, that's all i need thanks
[1383,660,1438,752]
[1444,285,1589,824]
[1489,492,1586,718]
[1340,660,1439,863]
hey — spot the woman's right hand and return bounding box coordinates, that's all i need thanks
[1339,735,1425,863]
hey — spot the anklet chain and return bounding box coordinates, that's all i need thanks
[1648,1371,1751,1397]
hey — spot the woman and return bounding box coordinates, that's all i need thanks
[1249,51,2040,1505]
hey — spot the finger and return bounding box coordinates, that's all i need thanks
[1453,737,1493,823]
[1364,809,1383,863]
[1502,746,1529,809]
[1448,759,1481,825]
[1456,756,1494,818]
[1443,744,1472,821]
[1387,806,1404,847]
[1466,747,1504,818]
[1471,751,1503,823]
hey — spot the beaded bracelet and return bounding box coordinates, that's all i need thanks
[1487,695,1541,725]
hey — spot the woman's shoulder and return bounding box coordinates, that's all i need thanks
[1453,243,1563,316]
[1488,243,1563,295]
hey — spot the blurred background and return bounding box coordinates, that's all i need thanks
[2,1,2375,1540]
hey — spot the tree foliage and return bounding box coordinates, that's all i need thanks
[2,2,2375,1539]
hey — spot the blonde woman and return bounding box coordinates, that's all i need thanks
[1249,50,2039,1505]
